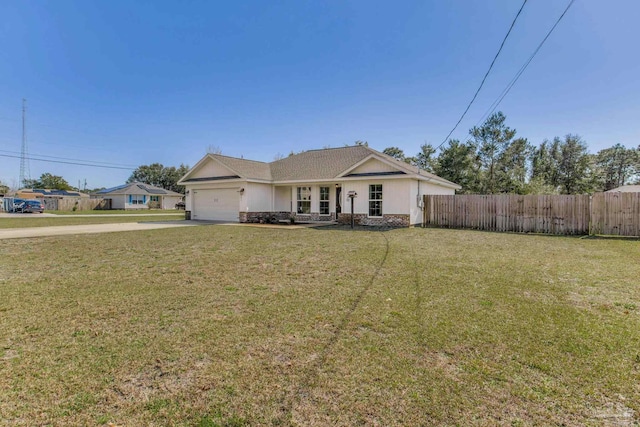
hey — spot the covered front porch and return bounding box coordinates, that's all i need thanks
[240,183,344,223]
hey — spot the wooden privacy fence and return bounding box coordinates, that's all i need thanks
[42,198,111,211]
[423,193,640,237]
[591,192,640,237]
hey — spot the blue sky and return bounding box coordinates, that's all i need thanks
[1,0,638,189]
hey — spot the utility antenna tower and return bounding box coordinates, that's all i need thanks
[19,99,30,188]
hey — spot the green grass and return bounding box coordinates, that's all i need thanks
[52,209,183,215]
[0,215,184,228]
[0,226,638,426]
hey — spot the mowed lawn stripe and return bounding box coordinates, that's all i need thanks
[0,227,638,426]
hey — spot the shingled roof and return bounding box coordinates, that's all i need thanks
[192,146,459,188]
[210,155,273,181]
[97,182,182,196]
[270,145,372,181]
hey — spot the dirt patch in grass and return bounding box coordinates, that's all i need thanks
[0,227,639,425]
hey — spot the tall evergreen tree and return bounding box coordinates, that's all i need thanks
[470,112,517,194]
[557,134,595,194]
[433,139,479,194]
[382,146,406,161]
[594,144,639,190]
[496,137,532,194]
[412,143,437,172]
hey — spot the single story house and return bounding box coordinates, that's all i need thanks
[178,145,460,226]
[606,185,640,193]
[93,182,183,210]
[12,188,89,199]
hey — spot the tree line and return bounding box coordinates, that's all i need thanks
[382,112,639,194]
[13,163,189,194]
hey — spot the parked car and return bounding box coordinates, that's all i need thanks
[17,200,44,213]
[9,199,24,212]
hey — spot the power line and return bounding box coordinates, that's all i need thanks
[0,153,136,170]
[436,0,528,150]
[474,0,576,127]
[438,0,576,152]
[0,149,139,168]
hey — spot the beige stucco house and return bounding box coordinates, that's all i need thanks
[178,145,460,226]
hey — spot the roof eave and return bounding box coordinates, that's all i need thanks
[178,154,248,185]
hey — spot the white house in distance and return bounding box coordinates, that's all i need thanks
[93,182,183,210]
[178,146,460,226]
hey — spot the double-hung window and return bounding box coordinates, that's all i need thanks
[297,187,311,214]
[368,184,382,217]
[319,186,330,215]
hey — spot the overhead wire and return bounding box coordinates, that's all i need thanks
[0,149,139,168]
[438,0,577,151]
[0,154,136,170]
[473,0,577,128]
[436,0,528,151]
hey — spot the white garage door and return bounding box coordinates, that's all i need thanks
[192,188,239,221]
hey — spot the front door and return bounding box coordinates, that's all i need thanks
[335,186,342,217]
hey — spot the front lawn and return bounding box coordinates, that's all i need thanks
[52,209,183,215]
[0,226,638,425]
[0,215,184,229]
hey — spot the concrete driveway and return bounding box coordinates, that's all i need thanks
[0,221,196,240]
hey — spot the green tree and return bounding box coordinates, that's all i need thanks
[531,138,562,191]
[40,173,73,190]
[557,134,595,194]
[433,139,480,193]
[128,163,165,187]
[0,181,9,195]
[127,163,189,194]
[22,178,39,188]
[22,173,73,190]
[594,144,639,191]
[470,112,517,194]
[382,146,406,161]
[412,143,437,172]
[496,137,532,194]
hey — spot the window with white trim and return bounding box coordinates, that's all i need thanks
[297,187,311,214]
[319,186,330,215]
[129,194,146,205]
[368,184,382,217]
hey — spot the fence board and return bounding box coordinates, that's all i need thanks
[42,198,111,211]
[425,192,640,236]
[590,192,640,236]
[423,194,594,235]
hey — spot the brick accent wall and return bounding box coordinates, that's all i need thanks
[292,213,334,222]
[337,213,410,227]
[240,211,291,223]
[239,211,409,226]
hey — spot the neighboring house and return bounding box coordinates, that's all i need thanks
[94,182,183,210]
[178,145,460,226]
[606,185,640,193]
[13,188,89,199]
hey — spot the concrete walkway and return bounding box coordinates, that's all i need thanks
[0,221,196,240]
